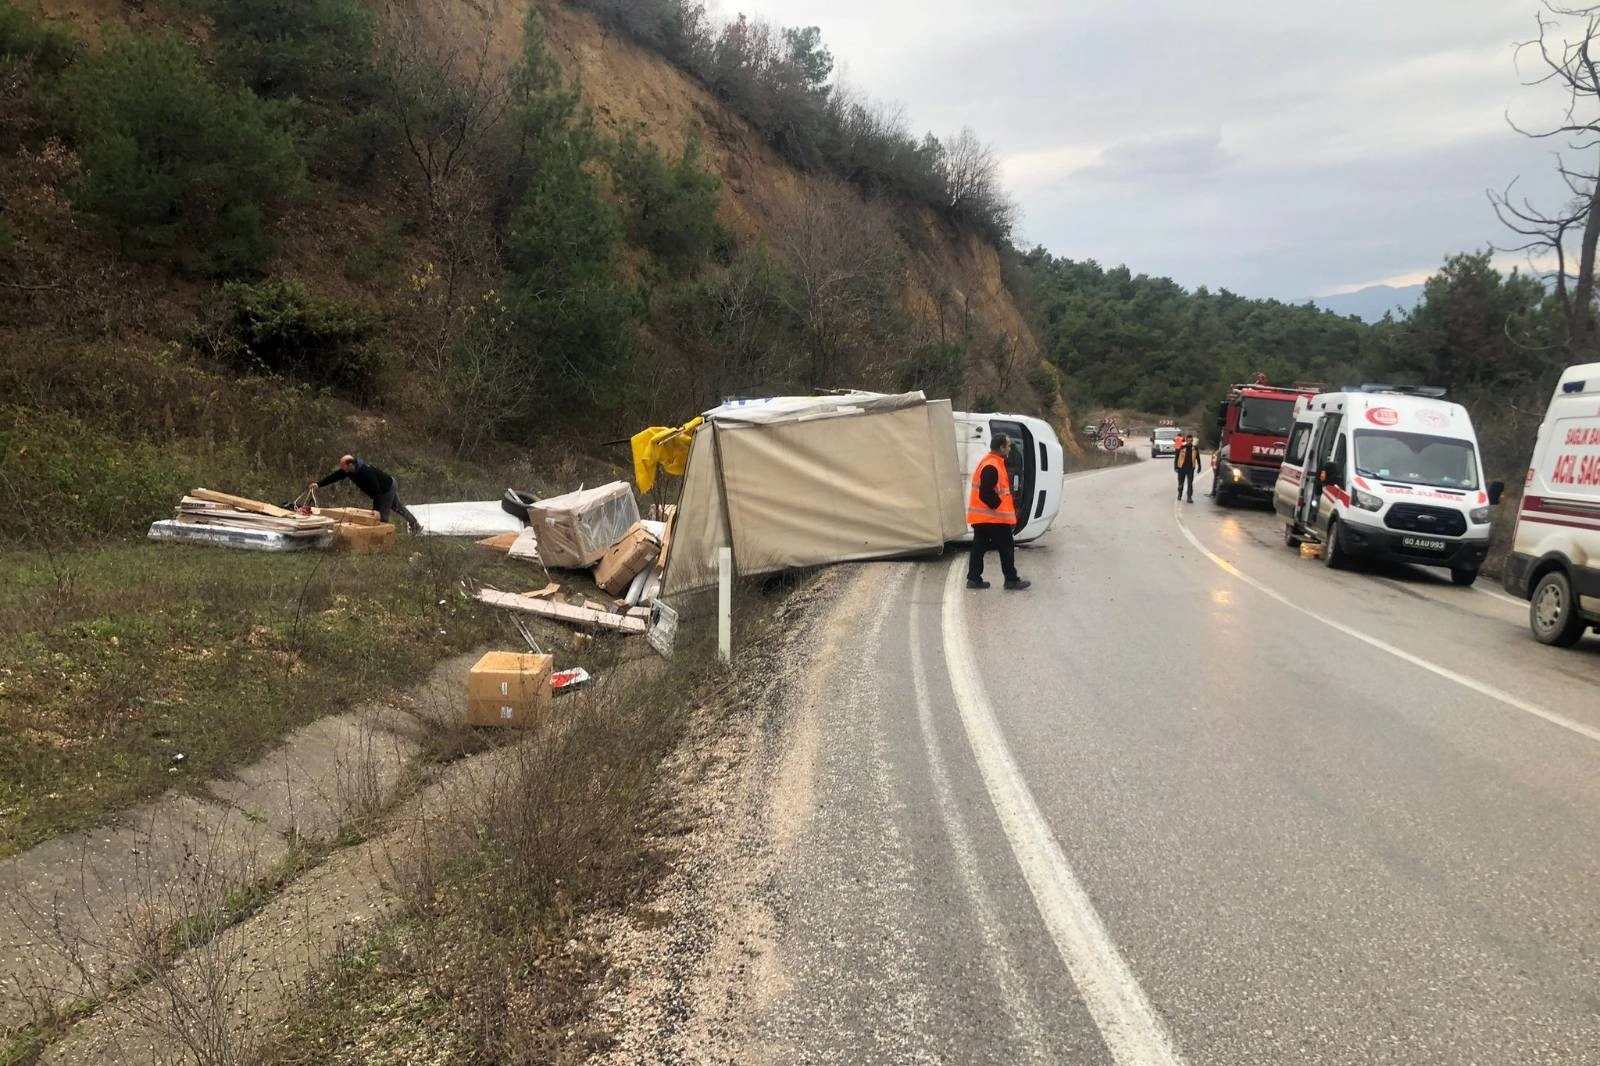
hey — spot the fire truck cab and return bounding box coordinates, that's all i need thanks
[1212,382,1321,505]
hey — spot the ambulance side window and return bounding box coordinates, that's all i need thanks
[1331,437,1348,487]
[1286,424,1312,466]
[1315,416,1342,466]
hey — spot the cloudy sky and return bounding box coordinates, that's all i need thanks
[722,0,1584,301]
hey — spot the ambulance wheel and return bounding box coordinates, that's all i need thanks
[1530,570,1586,647]
[1449,567,1478,587]
[1284,523,1302,549]
[1322,519,1348,569]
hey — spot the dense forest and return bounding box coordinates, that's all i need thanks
[1015,248,1571,471]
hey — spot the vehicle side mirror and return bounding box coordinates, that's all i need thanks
[1488,480,1505,506]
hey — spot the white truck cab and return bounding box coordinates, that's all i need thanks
[954,411,1065,543]
[1501,363,1600,646]
[1273,385,1503,585]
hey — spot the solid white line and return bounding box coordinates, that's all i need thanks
[1474,584,1527,610]
[940,561,1188,1066]
[1173,505,1600,746]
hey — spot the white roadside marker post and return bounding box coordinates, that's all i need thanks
[718,546,732,664]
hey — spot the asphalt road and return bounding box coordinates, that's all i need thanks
[739,457,1600,1065]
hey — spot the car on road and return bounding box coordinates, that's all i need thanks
[1150,427,1179,458]
[1501,362,1600,646]
[1274,385,1503,585]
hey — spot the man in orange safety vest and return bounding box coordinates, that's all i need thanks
[967,434,1031,591]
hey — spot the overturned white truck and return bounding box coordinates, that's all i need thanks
[658,391,1063,602]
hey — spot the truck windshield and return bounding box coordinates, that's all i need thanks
[1353,430,1479,490]
[1237,397,1295,436]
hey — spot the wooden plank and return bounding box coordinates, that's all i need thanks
[508,527,541,563]
[476,532,520,552]
[475,589,646,634]
[521,583,559,599]
[656,505,678,573]
[191,488,294,519]
[315,506,382,526]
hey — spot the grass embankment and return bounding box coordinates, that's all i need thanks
[258,604,761,1066]
[0,537,553,859]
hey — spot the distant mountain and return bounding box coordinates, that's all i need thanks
[1310,283,1425,322]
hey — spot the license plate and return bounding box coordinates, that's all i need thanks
[1402,536,1446,552]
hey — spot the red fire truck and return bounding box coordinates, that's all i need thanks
[1211,381,1323,505]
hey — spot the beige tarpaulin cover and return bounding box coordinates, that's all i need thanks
[661,392,966,599]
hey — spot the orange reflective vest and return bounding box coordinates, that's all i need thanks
[967,453,1016,525]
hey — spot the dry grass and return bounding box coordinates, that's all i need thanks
[0,538,555,859]
[258,584,786,1066]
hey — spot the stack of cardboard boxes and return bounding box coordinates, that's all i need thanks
[465,651,554,728]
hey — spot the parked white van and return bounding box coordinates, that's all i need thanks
[1501,363,1600,646]
[954,410,1065,543]
[1273,385,1503,585]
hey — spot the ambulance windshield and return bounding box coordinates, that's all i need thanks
[1353,430,1479,490]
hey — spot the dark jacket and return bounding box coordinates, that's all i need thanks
[1174,441,1202,471]
[317,459,394,501]
[978,462,1002,509]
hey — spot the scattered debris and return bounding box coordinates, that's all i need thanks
[550,667,591,693]
[314,506,382,526]
[509,526,541,563]
[151,489,335,551]
[502,487,540,522]
[476,589,648,635]
[522,583,560,599]
[332,521,395,554]
[476,531,521,553]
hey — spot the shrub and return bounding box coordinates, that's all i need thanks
[1029,359,1062,411]
[220,277,380,393]
[0,406,190,543]
[0,0,76,77]
[900,341,965,400]
[609,128,726,272]
[63,32,305,274]
[199,0,374,104]
[498,10,642,420]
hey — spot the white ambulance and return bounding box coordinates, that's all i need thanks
[1501,363,1600,646]
[1273,386,1504,585]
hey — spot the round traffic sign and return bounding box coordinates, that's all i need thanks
[1102,434,1123,452]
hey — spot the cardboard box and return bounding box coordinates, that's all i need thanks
[530,481,640,568]
[333,521,396,554]
[315,507,382,526]
[594,522,661,595]
[466,651,553,728]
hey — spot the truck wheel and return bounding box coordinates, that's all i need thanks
[1530,570,1587,647]
[1284,523,1302,549]
[1449,567,1478,587]
[1216,485,1233,507]
[1322,519,1348,570]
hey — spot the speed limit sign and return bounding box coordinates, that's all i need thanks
[1101,434,1123,452]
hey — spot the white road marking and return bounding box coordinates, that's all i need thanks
[1474,584,1528,610]
[907,567,1055,1061]
[1173,505,1600,746]
[939,561,1188,1066]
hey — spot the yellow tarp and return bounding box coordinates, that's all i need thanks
[631,417,703,493]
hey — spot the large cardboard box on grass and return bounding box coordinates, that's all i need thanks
[333,521,395,554]
[530,481,640,569]
[594,522,662,595]
[466,651,554,728]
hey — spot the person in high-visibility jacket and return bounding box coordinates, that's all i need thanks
[967,434,1031,591]
[1174,434,1203,503]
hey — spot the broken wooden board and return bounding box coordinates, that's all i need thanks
[521,583,559,599]
[476,532,520,553]
[191,488,295,519]
[475,589,647,634]
[508,527,540,563]
[657,505,678,572]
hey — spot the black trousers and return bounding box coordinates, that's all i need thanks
[1176,467,1195,499]
[371,483,421,531]
[968,523,1018,582]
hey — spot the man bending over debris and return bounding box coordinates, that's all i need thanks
[310,454,422,533]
